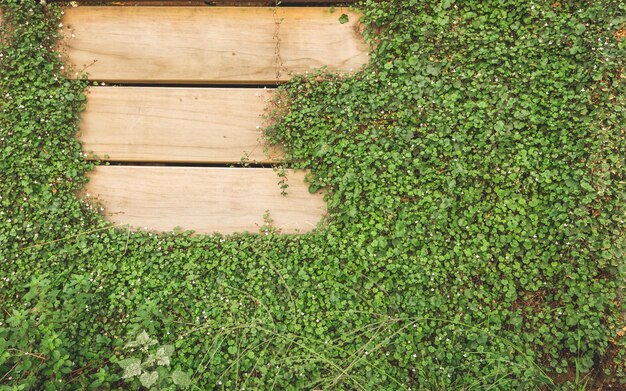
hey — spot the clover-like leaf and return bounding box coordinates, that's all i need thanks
[155,345,174,366]
[136,330,157,347]
[172,370,192,389]
[119,358,142,379]
[143,354,157,367]
[140,371,159,388]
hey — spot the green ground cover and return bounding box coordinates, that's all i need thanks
[0,0,624,389]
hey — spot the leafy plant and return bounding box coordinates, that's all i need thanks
[117,331,191,389]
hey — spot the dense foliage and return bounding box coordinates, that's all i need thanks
[1,0,624,389]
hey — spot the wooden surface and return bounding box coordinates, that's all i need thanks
[79,87,281,163]
[61,7,368,83]
[85,166,326,233]
[56,1,357,5]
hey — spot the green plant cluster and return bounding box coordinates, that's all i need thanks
[117,331,191,389]
[1,0,624,389]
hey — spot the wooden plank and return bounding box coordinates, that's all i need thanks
[61,7,368,83]
[53,1,357,5]
[208,1,358,4]
[85,166,326,234]
[79,87,281,163]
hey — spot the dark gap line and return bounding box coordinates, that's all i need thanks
[100,161,281,168]
[90,82,279,89]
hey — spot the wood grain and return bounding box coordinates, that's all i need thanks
[79,87,281,163]
[85,166,326,234]
[53,1,357,5]
[54,0,357,7]
[61,7,368,83]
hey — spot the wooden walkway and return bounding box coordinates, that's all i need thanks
[62,4,368,234]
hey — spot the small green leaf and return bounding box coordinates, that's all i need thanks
[441,0,453,9]
[339,14,349,24]
[426,63,441,76]
[574,23,586,35]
